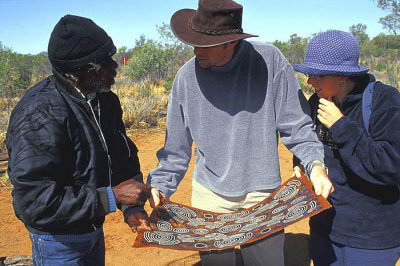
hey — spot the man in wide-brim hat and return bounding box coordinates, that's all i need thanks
[148,0,334,265]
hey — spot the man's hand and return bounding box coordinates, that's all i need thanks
[126,211,151,233]
[112,179,151,206]
[149,188,163,208]
[317,98,343,129]
[291,165,305,178]
[310,166,334,199]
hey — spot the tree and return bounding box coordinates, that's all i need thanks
[271,35,308,64]
[349,24,370,46]
[376,0,400,35]
[379,14,400,35]
[272,40,289,58]
[288,34,309,64]
[156,23,193,84]
[360,33,400,59]
[125,36,167,83]
[0,43,51,95]
[125,25,193,87]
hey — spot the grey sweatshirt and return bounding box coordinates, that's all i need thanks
[148,40,324,198]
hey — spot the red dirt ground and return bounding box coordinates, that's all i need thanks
[0,130,398,266]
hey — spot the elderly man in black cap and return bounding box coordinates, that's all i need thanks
[6,14,151,265]
[148,0,334,265]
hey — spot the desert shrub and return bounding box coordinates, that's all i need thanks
[296,73,314,97]
[0,95,21,151]
[0,171,11,187]
[113,79,169,129]
[375,63,388,71]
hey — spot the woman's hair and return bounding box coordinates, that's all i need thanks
[348,74,369,90]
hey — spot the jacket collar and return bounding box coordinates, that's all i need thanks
[52,68,88,102]
[341,74,375,111]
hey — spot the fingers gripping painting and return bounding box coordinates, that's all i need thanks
[134,174,331,251]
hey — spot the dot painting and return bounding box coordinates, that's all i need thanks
[133,174,331,251]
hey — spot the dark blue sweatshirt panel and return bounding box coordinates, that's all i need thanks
[309,77,400,249]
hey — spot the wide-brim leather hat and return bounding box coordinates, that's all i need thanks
[293,30,369,76]
[171,0,257,47]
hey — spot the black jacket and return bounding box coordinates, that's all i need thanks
[6,73,142,235]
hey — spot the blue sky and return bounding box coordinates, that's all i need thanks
[0,0,388,55]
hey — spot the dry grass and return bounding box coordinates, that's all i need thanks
[0,76,170,150]
[296,73,314,98]
[0,172,11,187]
[0,97,20,151]
[362,57,400,90]
[0,66,398,152]
[113,77,169,129]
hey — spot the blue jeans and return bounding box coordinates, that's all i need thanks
[29,227,105,266]
[310,233,400,266]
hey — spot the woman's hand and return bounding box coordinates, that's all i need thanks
[317,98,343,129]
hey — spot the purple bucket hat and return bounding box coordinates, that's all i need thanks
[293,30,369,76]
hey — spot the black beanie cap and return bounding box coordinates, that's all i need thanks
[48,14,117,73]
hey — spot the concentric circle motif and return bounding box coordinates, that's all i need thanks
[204,213,214,219]
[271,205,288,214]
[188,218,225,229]
[235,215,252,224]
[287,180,301,187]
[284,202,308,223]
[307,200,317,213]
[193,228,209,234]
[248,215,267,224]
[240,223,260,232]
[168,206,197,221]
[237,214,267,224]
[252,204,262,211]
[258,200,279,211]
[173,227,190,233]
[260,228,272,234]
[144,231,180,245]
[214,233,253,248]
[291,195,307,205]
[164,203,180,209]
[195,243,208,249]
[274,185,299,201]
[141,178,322,250]
[264,213,285,226]
[218,224,242,233]
[157,220,173,231]
[217,211,249,222]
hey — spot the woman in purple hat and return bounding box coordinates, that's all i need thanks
[293,30,400,265]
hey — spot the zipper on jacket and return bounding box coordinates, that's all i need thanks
[87,98,113,186]
[120,131,131,158]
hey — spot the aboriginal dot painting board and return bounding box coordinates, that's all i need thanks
[133,174,331,251]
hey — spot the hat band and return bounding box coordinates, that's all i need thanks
[188,17,243,36]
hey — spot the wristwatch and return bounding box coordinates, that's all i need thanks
[309,160,328,174]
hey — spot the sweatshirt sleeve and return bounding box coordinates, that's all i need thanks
[6,104,110,231]
[273,63,324,167]
[330,84,400,185]
[147,78,193,198]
